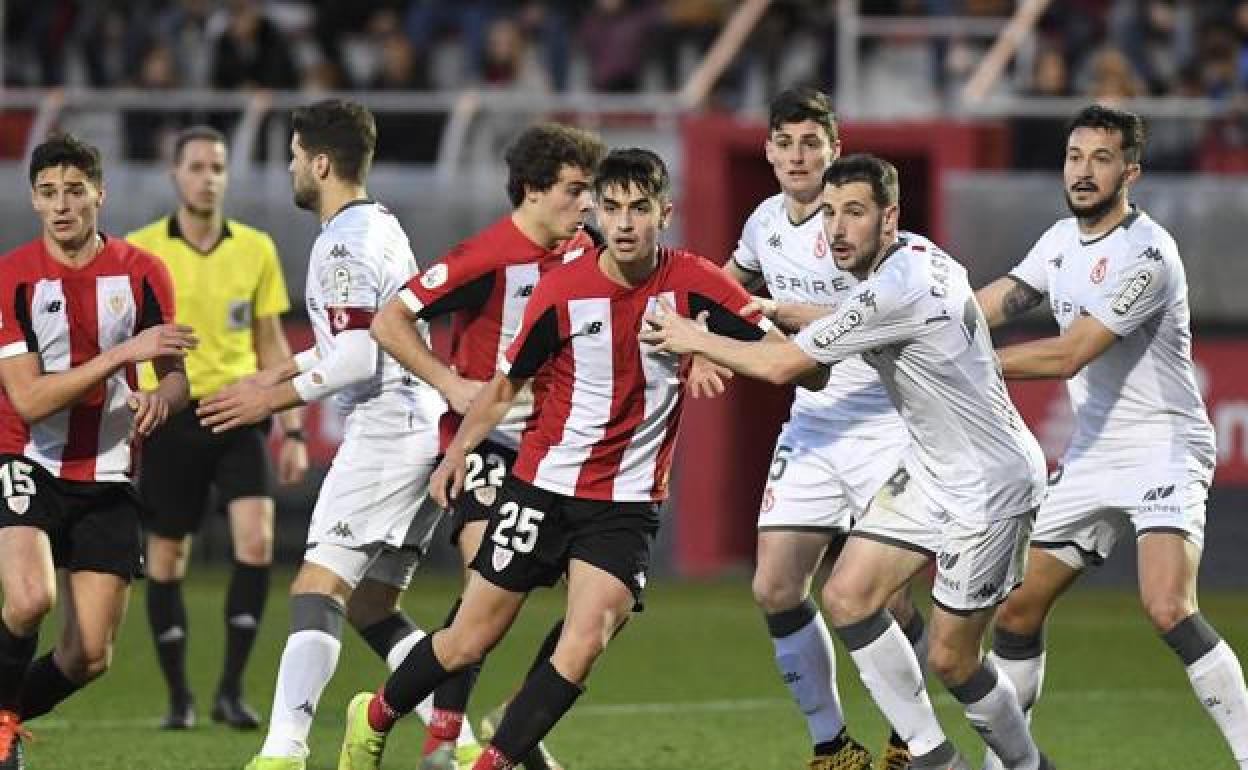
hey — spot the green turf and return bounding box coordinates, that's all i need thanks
[18,567,1248,769]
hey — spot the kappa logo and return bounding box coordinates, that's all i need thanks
[1049,254,1064,269]
[1138,246,1163,262]
[1142,485,1176,501]
[329,243,351,259]
[420,263,449,290]
[328,520,354,539]
[1111,269,1152,315]
[295,701,315,716]
[971,582,999,601]
[810,309,863,349]
[492,544,513,572]
[937,551,960,570]
[767,233,782,250]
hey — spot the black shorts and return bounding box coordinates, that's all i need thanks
[471,476,660,604]
[0,454,144,580]
[445,439,518,546]
[139,403,273,539]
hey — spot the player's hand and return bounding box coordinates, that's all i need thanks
[640,298,704,355]
[741,296,778,321]
[429,451,467,509]
[686,353,733,398]
[441,371,486,415]
[119,324,197,364]
[127,391,171,438]
[278,435,309,485]
[197,381,273,432]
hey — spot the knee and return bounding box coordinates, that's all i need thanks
[1143,594,1198,634]
[233,526,273,567]
[346,585,401,631]
[4,586,55,630]
[820,576,875,627]
[147,537,190,581]
[437,626,494,670]
[751,572,806,615]
[926,636,977,686]
[993,591,1048,637]
[60,644,113,684]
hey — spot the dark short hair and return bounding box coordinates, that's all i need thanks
[1066,104,1146,164]
[768,86,838,143]
[505,123,606,207]
[593,148,671,202]
[822,154,899,208]
[29,133,103,187]
[291,99,376,184]
[173,125,227,165]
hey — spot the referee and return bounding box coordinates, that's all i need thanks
[129,126,307,730]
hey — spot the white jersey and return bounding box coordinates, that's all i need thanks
[305,200,441,428]
[733,193,897,433]
[1010,209,1215,469]
[795,238,1046,524]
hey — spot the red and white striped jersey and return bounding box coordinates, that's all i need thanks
[503,246,768,502]
[0,236,175,482]
[398,216,593,450]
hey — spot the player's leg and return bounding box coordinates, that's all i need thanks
[1138,530,1248,768]
[215,420,278,729]
[927,510,1048,770]
[878,579,929,768]
[39,568,130,698]
[145,533,197,727]
[0,523,56,767]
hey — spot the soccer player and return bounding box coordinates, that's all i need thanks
[721,87,927,770]
[0,134,195,769]
[127,125,308,731]
[975,105,1248,770]
[196,99,445,770]
[370,122,605,770]
[337,147,780,770]
[642,155,1054,770]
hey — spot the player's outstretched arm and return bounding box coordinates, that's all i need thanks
[0,323,196,425]
[430,372,525,507]
[371,296,481,414]
[996,314,1117,380]
[976,275,1045,329]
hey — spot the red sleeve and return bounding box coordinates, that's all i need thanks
[400,238,500,319]
[0,257,32,355]
[502,274,566,379]
[678,251,770,339]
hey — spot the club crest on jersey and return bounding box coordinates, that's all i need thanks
[492,545,513,572]
[5,496,29,515]
[1111,269,1152,315]
[810,308,863,348]
[331,308,350,332]
[107,294,126,317]
[1090,256,1108,284]
[813,231,827,259]
[474,485,498,507]
[420,263,448,290]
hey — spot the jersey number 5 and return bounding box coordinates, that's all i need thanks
[0,460,36,499]
[491,501,545,554]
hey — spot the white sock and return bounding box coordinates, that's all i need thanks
[846,620,947,756]
[957,664,1039,770]
[259,629,342,758]
[982,651,1046,770]
[385,629,478,747]
[774,614,845,745]
[1187,641,1248,764]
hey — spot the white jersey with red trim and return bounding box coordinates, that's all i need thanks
[305,200,441,426]
[1009,209,1215,468]
[794,237,1046,524]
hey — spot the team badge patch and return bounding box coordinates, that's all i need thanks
[420,264,449,290]
[492,545,513,572]
[1111,269,1153,315]
[5,496,29,515]
[1090,256,1108,284]
[333,267,351,304]
[813,231,827,258]
[474,485,498,507]
[108,294,126,317]
[810,308,863,348]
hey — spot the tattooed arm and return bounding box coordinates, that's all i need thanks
[976,276,1045,329]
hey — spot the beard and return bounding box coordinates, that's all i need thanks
[292,180,318,211]
[1064,172,1126,225]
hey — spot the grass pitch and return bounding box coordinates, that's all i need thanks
[19,567,1247,769]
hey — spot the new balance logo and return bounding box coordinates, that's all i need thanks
[515,284,534,298]
[295,701,315,716]
[580,320,603,336]
[1142,485,1176,501]
[44,300,62,313]
[328,521,354,538]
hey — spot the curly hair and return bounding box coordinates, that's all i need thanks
[505,123,607,207]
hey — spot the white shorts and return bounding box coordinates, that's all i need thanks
[854,467,1034,614]
[306,415,442,587]
[757,420,907,533]
[1032,450,1211,569]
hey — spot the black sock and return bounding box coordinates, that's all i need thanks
[490,661,582,760]
[0,620,36,711]
[525,618,565,679]
[359,612,419,661]
[18,653,81,721]
[146,579,190,703]
[432,598,481,713]
[219,563,269,697]
[383,634,456,715]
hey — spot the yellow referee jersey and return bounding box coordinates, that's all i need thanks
[129,215,291,399]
